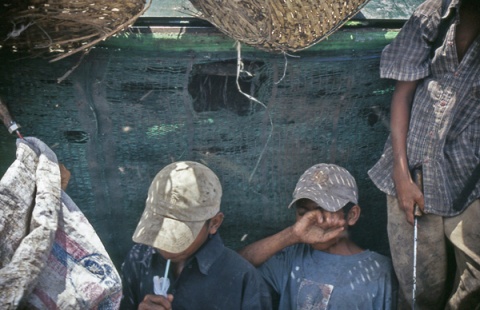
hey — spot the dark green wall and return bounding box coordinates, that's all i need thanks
[0,25,398,269]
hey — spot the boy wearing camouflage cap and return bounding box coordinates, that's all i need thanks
[239,163,397,309]
[120,161,271,310]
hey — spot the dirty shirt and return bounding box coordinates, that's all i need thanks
[120,233,272,310]
[368,0,480,216]
[258,244,396,310]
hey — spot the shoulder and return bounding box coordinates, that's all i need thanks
[262,243,310,267]
[123,243,156,267]
[275,243,310,258]
[364,251,395,272]
[414,0,444,17]
[222,246,261,271]
[405,0,443,38]
[367,250,392,261]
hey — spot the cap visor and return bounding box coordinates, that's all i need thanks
[133,215,205,253]
[287,193,348,212]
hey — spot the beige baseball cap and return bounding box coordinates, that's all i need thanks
[288,163,358,212]
[132,161,222,253]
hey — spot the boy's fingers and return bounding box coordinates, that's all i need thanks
[302,210,323,225]
[139,294,172,310]
[323,226,345,240]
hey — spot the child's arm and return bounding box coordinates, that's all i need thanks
[238,209,345,266]
[390,80,424,225]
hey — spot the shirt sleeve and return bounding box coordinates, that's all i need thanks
[380,0,442,81]
[372,256,398,310]
[240,269,273,310]
[257,247,295,296]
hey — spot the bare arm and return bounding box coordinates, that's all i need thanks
[238,226,298,267]
[390,80,424,225]
[238,210,345,266]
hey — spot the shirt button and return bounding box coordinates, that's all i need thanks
[429,131,434,137]
[440,101,447,106]
[447,41,454,46]
[454,72,460,77]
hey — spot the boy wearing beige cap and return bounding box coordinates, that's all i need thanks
[120,161,271,310]
[239,163,397,310]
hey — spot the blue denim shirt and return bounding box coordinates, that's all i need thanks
[120,233,272,310]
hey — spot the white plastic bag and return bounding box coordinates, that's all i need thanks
[0,137,122,309]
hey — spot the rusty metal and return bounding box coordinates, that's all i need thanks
[0,97,23,139]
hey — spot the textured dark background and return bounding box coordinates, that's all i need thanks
[0,28,395,269]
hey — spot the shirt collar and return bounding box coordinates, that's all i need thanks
[151,233,225,275]
[194,233,224,275]
[444,0,461,19]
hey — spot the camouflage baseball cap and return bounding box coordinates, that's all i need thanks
[287,163,358,212]
[133,161,222,253]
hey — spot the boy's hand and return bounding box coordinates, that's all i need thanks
[393,171,424,225]
[292,209,345,245]
[138,294,174,310]
[59,163,71,191]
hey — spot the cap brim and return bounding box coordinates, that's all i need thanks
[287,193,349,212]
[287,194,321,209]
[132,214,205,253]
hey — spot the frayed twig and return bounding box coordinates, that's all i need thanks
[4,21,34,41]
[57,52,87,84]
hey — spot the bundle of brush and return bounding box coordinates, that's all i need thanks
[189,0,370,53]
[0,0,150,62]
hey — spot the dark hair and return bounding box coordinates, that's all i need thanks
[342,202,356,219]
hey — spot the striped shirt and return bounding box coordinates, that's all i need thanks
[369,0,480,216]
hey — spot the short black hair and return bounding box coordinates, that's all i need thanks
[342,202,356,219]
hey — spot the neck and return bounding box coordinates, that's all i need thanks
[172,260,187,278]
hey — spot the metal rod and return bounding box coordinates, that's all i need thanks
[411,166,423,310]
[412,213,418,310]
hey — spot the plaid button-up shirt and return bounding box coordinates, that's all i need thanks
[369,0,480,216]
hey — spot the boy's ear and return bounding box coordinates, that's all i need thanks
[208,212,224,234]
[346,205,361,226]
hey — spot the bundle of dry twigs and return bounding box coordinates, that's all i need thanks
[0,0,150,62]
[189,0,370,53]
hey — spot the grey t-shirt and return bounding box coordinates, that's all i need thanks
[259,244,397,310]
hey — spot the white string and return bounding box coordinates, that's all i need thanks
[235,41,274,184]
[274,52,299,85]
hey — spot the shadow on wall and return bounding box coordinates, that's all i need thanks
[0,39,394,269]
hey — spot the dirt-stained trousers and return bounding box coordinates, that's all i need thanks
[387,196,480,310]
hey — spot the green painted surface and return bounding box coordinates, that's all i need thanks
[0,14,403,268]
[143,0,423,20]
[103,26,399,55]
